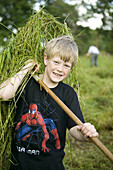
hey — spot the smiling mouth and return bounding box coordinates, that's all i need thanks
[53,72,63,77]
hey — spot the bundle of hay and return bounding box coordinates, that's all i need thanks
[0,9,72,169]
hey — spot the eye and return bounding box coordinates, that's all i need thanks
[64,64,71,69]
[53,60,59,64]
[32,109,36,114]
[65,64,69,67]
[32,111,35,114]
[31,109,36,114]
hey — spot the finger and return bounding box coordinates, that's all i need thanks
[81,124,95,136]
[76,125,83,131]
[84,127,98,137]
[89,132,99,138]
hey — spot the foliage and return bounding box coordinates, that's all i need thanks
[0,0,36,46]
[37,0,113,55]
[80,0,113,54]
[81,0,113,29]
[0,9,72,170]
[75,26,113,55]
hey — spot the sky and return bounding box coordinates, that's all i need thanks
[34,0,103,30]
[65,0,103,30]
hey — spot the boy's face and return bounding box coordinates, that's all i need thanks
[44,55,72,85]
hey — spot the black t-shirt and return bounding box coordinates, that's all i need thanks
[10,77,85,170]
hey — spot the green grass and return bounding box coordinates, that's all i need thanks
[64,53,113,169]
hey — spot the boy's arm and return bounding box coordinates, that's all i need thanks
[0,60,37,100]
[70,123,98,142]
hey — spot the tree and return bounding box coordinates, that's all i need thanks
[0,0,36,46]
[81,0,113,30]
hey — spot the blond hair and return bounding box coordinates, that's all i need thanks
[44,35,78,68]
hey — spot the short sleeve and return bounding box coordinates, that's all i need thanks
[65,87,85,129]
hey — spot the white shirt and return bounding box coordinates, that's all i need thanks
[88,46,99,55]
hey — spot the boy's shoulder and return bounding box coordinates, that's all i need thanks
[58,81,75,93]
[60,81,73,88]
[57,82,78,104]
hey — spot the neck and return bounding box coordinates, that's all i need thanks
[39,74,58,89]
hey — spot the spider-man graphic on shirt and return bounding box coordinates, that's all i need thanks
[15,103,61,152]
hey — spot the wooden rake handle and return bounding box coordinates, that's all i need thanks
[33,74,113,163]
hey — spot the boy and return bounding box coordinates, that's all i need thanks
[0,36,98,170]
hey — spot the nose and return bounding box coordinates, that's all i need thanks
[57,64,63,72]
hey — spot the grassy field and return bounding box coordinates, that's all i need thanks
[64,53,113,169]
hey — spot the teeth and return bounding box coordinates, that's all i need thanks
[54,73,62,76]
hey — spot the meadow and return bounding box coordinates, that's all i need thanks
[64,53,113,170]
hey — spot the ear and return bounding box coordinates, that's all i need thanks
[44,54,48,66]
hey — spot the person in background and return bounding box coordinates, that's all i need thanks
[86,45,99,67]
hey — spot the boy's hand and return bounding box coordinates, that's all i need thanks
[33,63,39,73]
[23,59,39,73]
[76,123,98,138]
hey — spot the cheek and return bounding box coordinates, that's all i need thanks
[48,63,56,71]
[46,64,54,76]
[65,69,70,76]
[63,71,70,79]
